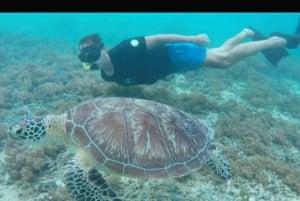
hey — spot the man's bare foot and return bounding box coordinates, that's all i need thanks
[243,28,254,37]
[268,36,287,48]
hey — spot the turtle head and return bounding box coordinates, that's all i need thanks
[7,116,47,143]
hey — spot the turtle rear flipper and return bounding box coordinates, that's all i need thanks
[64,160,122,201]
[206,145,232,180]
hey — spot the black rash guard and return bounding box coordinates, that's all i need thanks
[101,36,174,86]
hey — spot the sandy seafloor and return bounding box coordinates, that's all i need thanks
[0,30,300,201]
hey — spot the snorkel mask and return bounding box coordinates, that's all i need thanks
[78,45,101,70]
[78,45,101,63]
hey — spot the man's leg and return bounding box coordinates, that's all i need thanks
[203,36,287,68]
[228,36,287,63]
[219,28,254,51]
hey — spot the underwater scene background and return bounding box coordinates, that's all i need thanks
[0,13,299,201]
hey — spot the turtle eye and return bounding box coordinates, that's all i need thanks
[16,128,23,135]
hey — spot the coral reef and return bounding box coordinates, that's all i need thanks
[215,105,300,194]
[4,142,47,182]
[4,138,65,182]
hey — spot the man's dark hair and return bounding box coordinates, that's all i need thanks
[79,33,104,49]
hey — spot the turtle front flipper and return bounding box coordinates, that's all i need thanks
[64,160,122,201]
[206,145,232,180]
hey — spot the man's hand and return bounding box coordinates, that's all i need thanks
[194,34,210,46]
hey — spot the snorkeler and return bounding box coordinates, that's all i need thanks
[78,28,287,86]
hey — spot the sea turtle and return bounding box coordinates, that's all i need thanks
[7,97,231,201]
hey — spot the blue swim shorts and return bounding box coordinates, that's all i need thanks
[165,43,207,72]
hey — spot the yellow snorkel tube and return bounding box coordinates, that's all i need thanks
[82,62,92,70]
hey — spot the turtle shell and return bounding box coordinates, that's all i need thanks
[65,97,215,179]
